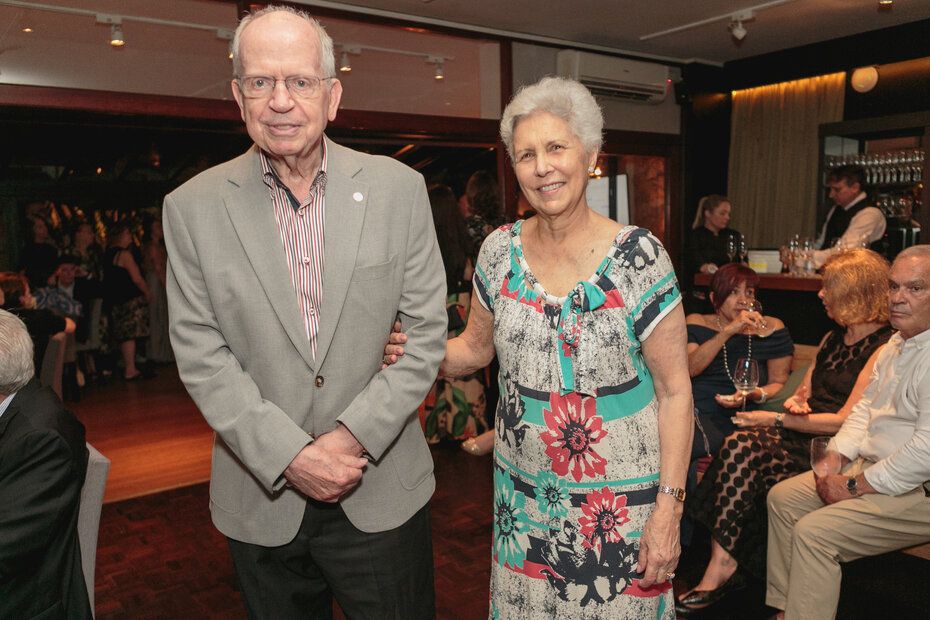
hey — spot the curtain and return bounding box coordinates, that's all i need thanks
[728,72,846,249]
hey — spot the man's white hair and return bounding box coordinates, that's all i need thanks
[230,5,336,81]
[0,309,34,395]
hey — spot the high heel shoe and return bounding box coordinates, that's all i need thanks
[461,434,493,456]
[675,570,747,615]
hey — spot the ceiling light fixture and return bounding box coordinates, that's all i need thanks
[109,22,124,47]
[729,16,748,41]
[427,55,445,80]
[22,26,33,33]
[640,0,794,41]
[340,51,352,72]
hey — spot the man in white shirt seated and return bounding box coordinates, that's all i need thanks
[810,166,886,269]
[765,244,930,620]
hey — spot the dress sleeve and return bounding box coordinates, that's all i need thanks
[612,227,681,342]
[472,226,510,314]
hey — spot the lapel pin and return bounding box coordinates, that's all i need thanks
[352,192,363,202]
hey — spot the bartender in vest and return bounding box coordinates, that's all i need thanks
[810,165,885,268]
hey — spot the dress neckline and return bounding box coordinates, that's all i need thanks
[509,219,633,305]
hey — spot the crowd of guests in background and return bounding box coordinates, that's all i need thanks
[4,206,172,393]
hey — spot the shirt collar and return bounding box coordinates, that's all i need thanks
[900,327,930,351]
[0,392,16,420]
[259,140,328,210]
[842,192,868,211]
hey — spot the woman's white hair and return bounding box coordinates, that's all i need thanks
[500,76,604,163]
[231,5,336,80]
[0,309,34,395]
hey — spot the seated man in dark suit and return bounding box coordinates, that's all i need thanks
[0,309,91,620]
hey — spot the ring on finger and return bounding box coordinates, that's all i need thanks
[666,571,675,581]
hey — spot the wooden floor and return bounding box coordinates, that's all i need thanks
[71,368,214,503]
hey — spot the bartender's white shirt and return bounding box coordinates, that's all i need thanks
[831,328,930,495]
[811,192,886,268]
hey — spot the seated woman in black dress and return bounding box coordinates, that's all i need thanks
[677,249,892,614]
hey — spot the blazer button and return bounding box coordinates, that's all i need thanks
[315,376,324,388]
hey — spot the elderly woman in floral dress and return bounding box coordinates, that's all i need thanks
[389,76,692,618]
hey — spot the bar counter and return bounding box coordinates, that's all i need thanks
[694,272,822,292]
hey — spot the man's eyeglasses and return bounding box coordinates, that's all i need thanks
[236,75,333,99]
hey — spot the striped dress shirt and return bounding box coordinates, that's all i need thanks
[260,145,327,359]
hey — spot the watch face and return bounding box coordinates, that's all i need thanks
[846,477,858,493]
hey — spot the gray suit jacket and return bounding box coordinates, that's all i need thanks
[163,139,447,545]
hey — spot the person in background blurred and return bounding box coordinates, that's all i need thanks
[102,222,151,381]
[20,216,60,290]
[142,218,172,364]
[810,165,885,269]
[678,249,892,615]
[463,169,507,258]
[421,184,488,445]
[0,271,75,371]
[67,221,104,282]
[684,195,740,313]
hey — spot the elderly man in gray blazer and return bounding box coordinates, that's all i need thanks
[163,6,447,619]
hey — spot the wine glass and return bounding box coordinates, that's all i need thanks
[746,300,774,337]
[738,236,748,263]
[810,436,841,477]
[725,234,737,263]
[732,358,759,414]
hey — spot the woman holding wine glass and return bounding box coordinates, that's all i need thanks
[685,263,793,485]
[677,250,892,615]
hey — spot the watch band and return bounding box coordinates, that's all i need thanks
[657,485,686,502]
[757,387,769,404]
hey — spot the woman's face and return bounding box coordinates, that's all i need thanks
[705,202,731,233]
[32,218,49,241]
[75,224,93,247]
[512,111,596,220]
[716,281,755,320]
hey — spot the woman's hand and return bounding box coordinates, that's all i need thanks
[732,410,775,428]
[381,320,407,369]
[715,391,744,409]
[721,309,763,337]
[784,385,811,414]
[636,500,681,589]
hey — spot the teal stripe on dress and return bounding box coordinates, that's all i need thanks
[497,451,660,489]
[518,374,656,426]
[627,271,679,318]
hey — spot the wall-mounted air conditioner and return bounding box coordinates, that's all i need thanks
[557,50,669,104]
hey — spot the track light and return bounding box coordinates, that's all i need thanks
[729,17,747,41]
[340,51,352,72]
[434,62,443,80]
[109,22,124,46]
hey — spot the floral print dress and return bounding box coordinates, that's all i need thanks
[474,221,680,619]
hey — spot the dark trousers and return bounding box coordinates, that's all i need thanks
[228,500,435,620]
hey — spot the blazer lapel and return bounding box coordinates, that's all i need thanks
[223,147,316,370]
[315,138,368,365]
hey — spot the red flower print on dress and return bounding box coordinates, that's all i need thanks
[540,392,607,482]
[578,486,631,551]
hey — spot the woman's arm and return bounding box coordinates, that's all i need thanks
[734,346,881,434]
[784,332,831,414]
[440,300,495,378]
[686,311,754,377]
[636,304,693,588]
